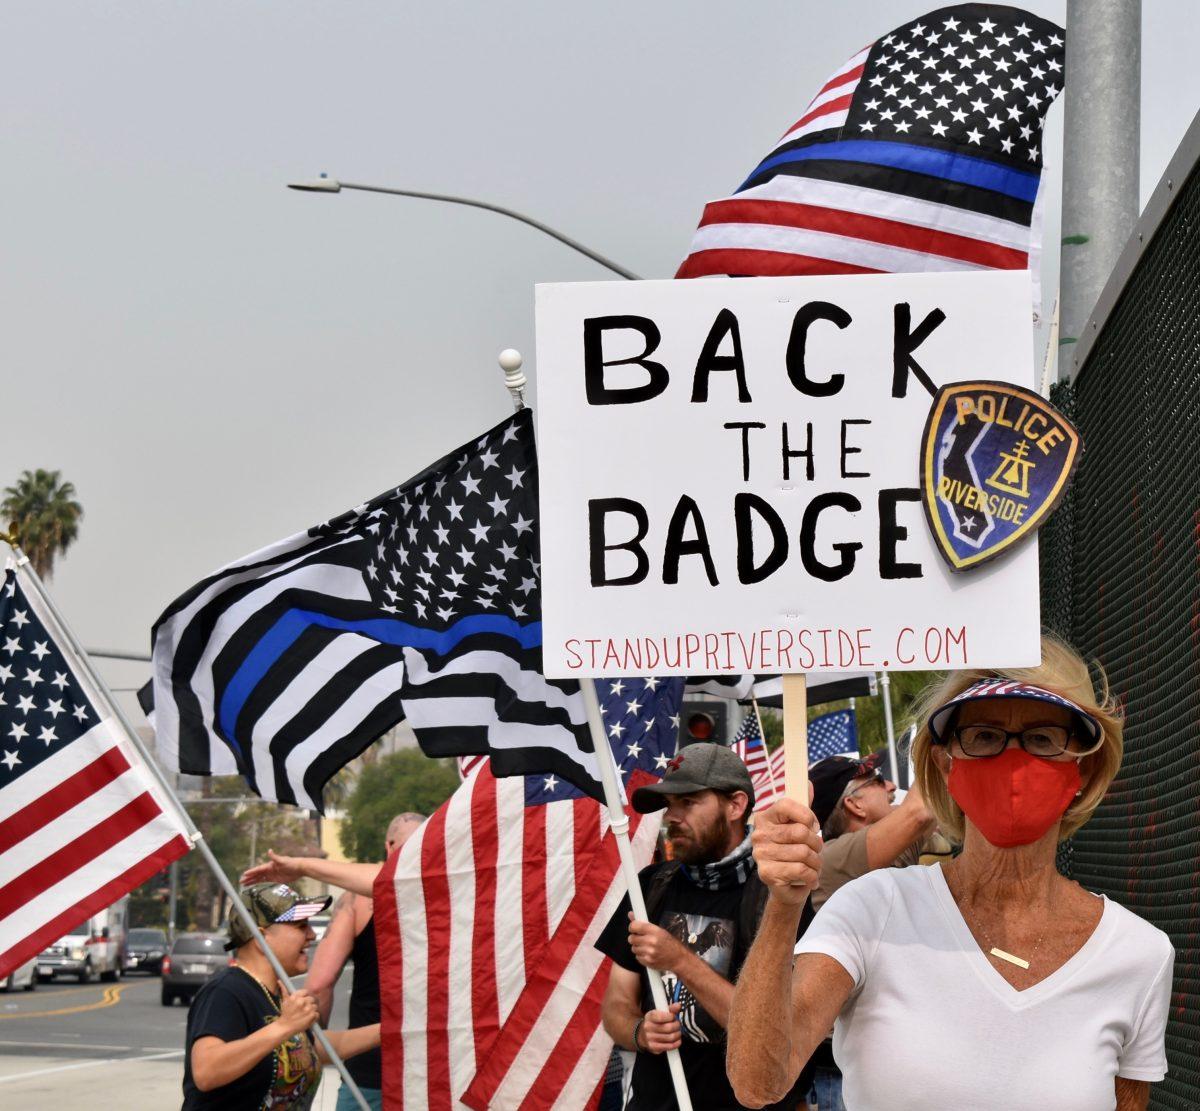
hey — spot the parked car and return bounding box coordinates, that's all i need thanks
[124,928,169,975]
[161,933,227,1006]
[38,898,129,983]
[2,957,38,992]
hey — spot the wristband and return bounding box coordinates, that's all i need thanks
[632,1016,646,1052]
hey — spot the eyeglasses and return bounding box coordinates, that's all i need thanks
[951,724,1099,758]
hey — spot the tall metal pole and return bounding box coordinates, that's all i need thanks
[8,547,372,1111]
[168,858,179,943]
[1059,0,1141,362]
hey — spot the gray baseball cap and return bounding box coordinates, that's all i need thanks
[630,742,755,814]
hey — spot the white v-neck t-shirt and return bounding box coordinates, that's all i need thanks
[794,864,1173,1111]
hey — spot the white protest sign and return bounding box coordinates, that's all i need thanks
[534,270,1040,679]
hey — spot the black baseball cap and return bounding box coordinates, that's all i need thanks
[630,743,755,814]
[810,752,884,827]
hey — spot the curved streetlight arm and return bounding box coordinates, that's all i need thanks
[289,178,640,281]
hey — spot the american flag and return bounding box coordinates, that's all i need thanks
[143,409,609,809]
[0,562,190,980]
[374,678,681,1109]
[809,708,860,764]
[677,4,1064,280]
[731,710,784,812]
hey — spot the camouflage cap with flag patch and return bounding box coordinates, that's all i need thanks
[225,882,332,950]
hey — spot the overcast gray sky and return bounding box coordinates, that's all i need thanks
[3,1,1196,702]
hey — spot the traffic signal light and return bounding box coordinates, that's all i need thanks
[678,700,728,748]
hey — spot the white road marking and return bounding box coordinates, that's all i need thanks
[0,1048,183,1083]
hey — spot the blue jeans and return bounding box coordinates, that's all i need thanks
[335,1084,384,1110]
[809,1066,846,1111]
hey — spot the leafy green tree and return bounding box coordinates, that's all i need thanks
[340,750,458,861]
[2,468,83,578]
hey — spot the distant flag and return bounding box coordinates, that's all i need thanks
[731,710,783,812]
[143,409,616,809]
[0,562,190,980]
[374,678,681,1109]
[808,708,859,764]
[677,5,1065,282]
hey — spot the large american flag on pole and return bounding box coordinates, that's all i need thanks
[374,678,682,1110]
[0,561,190,980]
[143,409,608,809]
[677,4,1064,280]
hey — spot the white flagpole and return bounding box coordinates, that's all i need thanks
[878,671,900,785]
[580,679,695,1111]
[498,351,692,1109]
[6,544,372,1111]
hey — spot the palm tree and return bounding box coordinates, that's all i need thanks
[1,469,84,579]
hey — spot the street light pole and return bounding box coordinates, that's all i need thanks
[287,175,640,280]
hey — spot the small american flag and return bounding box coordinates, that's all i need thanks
[731,710,783,812]
[677,4,1064,280]
[375,678,681,1109]
[0,562,189,980]
[808,708,860,764]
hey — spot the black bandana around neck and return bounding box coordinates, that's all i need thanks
[681,830,755,891]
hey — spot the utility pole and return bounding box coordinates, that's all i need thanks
[1059,0,1141,369]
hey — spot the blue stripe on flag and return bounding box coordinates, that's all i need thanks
[218,609,543,750]
[738,140,1041,202]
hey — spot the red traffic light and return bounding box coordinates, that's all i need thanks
[685,712,715,742]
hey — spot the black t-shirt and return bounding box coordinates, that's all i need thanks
[595,863,812,1111]
[346,916,381,1089]
[182,966,321,1110]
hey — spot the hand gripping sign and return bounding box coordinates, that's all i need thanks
[920,381,1082,571]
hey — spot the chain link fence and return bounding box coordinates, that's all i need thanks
[1039,138,1200,1108]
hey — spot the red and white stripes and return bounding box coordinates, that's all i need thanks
[375,765,660,1109]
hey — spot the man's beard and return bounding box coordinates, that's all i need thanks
[668,812,732,865]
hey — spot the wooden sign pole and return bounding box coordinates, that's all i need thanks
[782,674,809,802]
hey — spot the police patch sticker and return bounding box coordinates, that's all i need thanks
[920,381,1082,571]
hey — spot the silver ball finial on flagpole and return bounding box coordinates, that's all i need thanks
[499,348,527,411]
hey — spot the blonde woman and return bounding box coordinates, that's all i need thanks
[727,638,1174,1111]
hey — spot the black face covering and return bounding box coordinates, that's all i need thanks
[681,830,755,891]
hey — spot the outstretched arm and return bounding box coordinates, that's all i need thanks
[305,892,361,1025]
[240,850,382,897]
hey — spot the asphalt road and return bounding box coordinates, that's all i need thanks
[0,965,356,1108]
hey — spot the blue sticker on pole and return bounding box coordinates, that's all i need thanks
[920,381,1082,571]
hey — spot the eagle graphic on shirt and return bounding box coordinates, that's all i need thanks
[659,912,735,1043]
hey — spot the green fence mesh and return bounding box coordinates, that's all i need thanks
[1039,159,1200,1108]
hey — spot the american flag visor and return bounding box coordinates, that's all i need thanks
[928,680,1102,745]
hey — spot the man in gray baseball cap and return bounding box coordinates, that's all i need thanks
[630,741,756,816]
[597,743,814,1110]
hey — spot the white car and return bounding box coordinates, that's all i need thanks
[3,957,38,992]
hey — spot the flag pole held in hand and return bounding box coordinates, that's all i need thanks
[499,351,693,1111]
[7,547,373,1111]
[580,679,695,1111]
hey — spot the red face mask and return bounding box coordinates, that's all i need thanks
[947,748,1081,848]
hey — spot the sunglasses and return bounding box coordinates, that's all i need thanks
[844,770,888,798]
